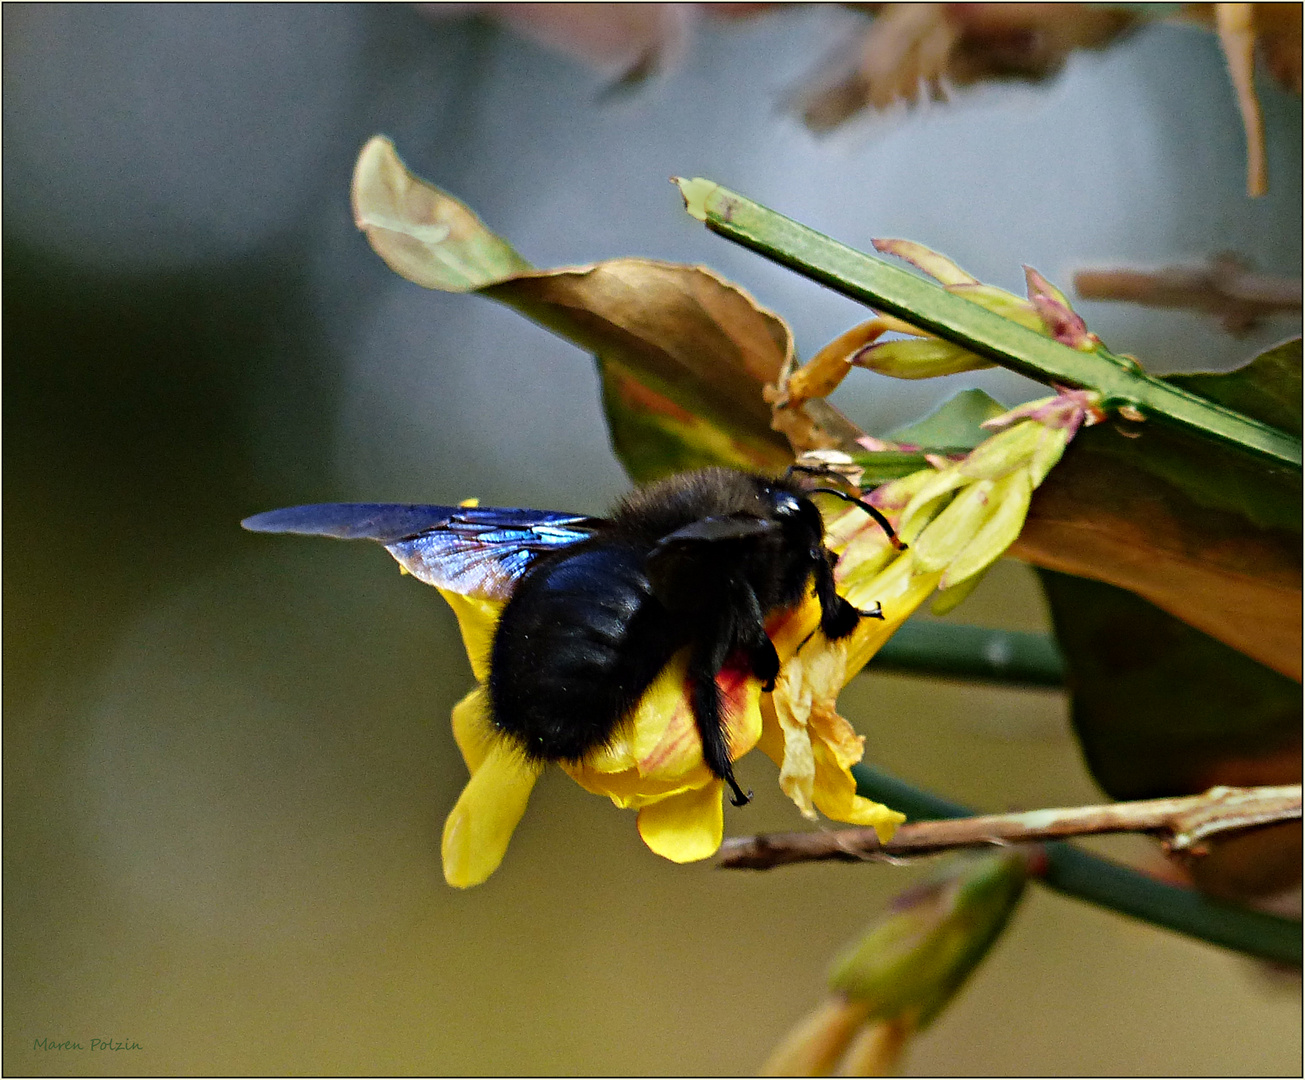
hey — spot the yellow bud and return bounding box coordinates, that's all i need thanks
[911,480,997,574]
[856,338,994,380]
[945,283,1045,331]
[958,420,1042,480]
[828,852,1028,1029]
[873,238,978,285]
[897,468,966,537]
[760,996,871,1077]
[930,567,988,616]
[832,1016,913,1077]
[1027,424,1071,487]
[939,470,1033,589]
[871,468,941,513]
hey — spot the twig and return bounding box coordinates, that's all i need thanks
[1216,3,1267,197]
[719,784,1302,869]
[847,765,1302,966]
[1074,258,1302,335]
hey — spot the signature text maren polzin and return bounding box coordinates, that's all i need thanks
[34,1038,142,1051]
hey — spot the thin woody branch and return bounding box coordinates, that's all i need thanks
[1073,258,1302,334]
[718,784,1302,870]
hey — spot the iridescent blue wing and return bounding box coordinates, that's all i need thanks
[242,503,602,601]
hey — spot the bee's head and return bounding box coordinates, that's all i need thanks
[760,479,827,546]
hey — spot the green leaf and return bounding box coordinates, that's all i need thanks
[846,390,1008,485]
[1037,569,1301,800]
[885,388,1008,450]
[1168,338,1302,437]
[1064,340,1304,532]
[676,178,1302,470]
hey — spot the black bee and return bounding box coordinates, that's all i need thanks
[242,467,899,807]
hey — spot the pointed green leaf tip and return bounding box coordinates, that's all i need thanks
[673,177,718,222]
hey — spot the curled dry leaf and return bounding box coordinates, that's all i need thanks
[352,135,532,291]
[353,136,815,482]
[481,261,797,480]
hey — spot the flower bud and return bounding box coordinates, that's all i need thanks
[909,480,997,574]
[827,851,1028,1029]
[854,338,994,379]
[938,469,1033,589]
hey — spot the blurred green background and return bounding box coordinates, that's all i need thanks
[5,5,1300,1074]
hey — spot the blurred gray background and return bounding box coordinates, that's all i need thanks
[5,4,1300,1074]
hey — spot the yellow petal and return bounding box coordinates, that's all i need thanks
[768,593,823,662]
[808,701,865,773]
[788,318,889,403]
[563,759,709,809]
[636,708,703,780]
[810,735,905,842]
[580,730,640,774]
[757,696,787,767]
[630,650,696,771]
[722,667,765,760]
[436,588,505,683]
[773,666,818,820]
[636,780,725,862]
[450,685,495,773]
[441,742,541,888]
[842,554,944,680]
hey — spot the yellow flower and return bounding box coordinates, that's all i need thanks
[437,390,1098,887]
[438,580,901,888]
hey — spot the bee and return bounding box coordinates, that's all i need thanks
[242,467,899,807]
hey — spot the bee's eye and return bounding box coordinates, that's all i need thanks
[771,491,802,517]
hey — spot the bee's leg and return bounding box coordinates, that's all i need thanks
[734,581,780,691]
[812,549,862,640]
[688,619,752,807]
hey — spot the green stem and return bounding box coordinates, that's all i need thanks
[676,179,1302,471]
[853,765,1302,966]
[871,622,1065,688]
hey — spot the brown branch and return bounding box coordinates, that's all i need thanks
[1074,257,1303,335]
[1216,3,1268,197]
[718,784,1302,870]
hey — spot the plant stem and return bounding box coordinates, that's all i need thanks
[676,179,1302,471]
[842,765,1302,966]
[719,785,1301,864]
[871,621,1065,687]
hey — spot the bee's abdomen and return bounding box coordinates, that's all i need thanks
[487,543,680,762]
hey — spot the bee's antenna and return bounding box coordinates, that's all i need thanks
[809,487,906,551]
